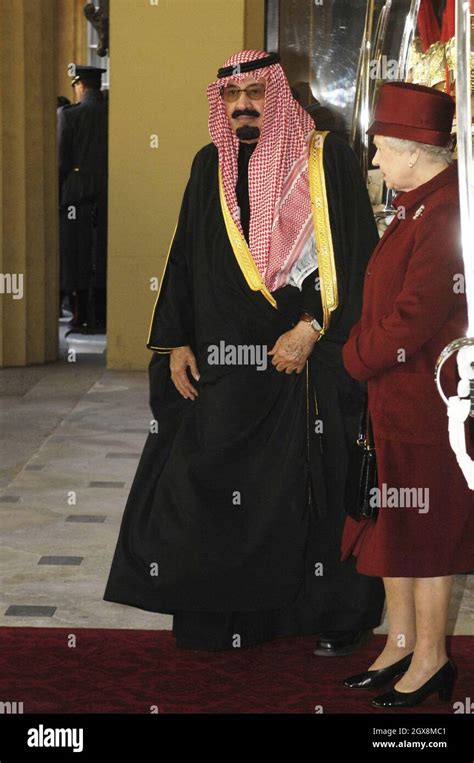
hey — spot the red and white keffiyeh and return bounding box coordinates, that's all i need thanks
[207,50,316,292]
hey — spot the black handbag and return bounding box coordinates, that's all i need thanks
[345,394,379,521]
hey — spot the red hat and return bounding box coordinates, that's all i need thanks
[367,82,455,146]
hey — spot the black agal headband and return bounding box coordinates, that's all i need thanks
[217,53,280,79]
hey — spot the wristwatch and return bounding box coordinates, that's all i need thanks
[299,312,321,333]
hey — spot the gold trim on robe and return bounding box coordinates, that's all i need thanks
[147,223,181,353]
[218,168,277,308]
[308,130,339,337]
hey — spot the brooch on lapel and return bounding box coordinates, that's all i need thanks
[413,204,425,220]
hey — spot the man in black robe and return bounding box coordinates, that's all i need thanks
[58,64,108,331]
[104,50,385,653]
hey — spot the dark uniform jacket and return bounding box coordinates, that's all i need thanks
[58,90,108,292]
[58,89,108,205]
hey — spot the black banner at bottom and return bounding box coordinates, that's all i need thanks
[0,712,473,761]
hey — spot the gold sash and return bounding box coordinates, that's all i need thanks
[307,130,339,336]
[218,170,277,308]
[220,129,339,334]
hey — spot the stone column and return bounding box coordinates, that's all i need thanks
[0,0,58,367]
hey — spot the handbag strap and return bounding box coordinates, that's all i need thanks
[357,392,375,451]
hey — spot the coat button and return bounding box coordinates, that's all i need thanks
[367,270,371,277]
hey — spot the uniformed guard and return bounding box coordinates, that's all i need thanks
[58,64,108,332]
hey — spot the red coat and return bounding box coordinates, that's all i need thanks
[341,163,474,576]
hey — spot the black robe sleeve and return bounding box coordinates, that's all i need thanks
[146,158,197,352]
[300,269,323,326]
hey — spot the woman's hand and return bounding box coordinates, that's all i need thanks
[170,346,200,400]
[268,322,320,374]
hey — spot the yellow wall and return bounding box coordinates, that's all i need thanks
[107,0,265,370]
[0,0,58,367]
[245,0,266,52]
[55,0,88,100]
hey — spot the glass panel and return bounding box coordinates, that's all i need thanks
[87,21,110,88]
[278,0,383,136]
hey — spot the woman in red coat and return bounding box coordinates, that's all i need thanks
[341,82,474,708]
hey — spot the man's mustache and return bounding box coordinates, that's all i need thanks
[232,108,260,119]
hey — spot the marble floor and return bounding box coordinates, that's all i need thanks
[0,325,472,635]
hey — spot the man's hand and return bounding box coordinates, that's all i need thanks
[268,321,320,374]
[170,346,200,400]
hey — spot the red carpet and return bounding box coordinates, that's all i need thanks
[1,628,472,714]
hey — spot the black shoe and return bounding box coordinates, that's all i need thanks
[65,324,89,337]
[372,660,456,708]
[313,630,372,657]
[344,652,413,689]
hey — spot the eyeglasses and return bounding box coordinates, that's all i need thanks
[220,83,266,102]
